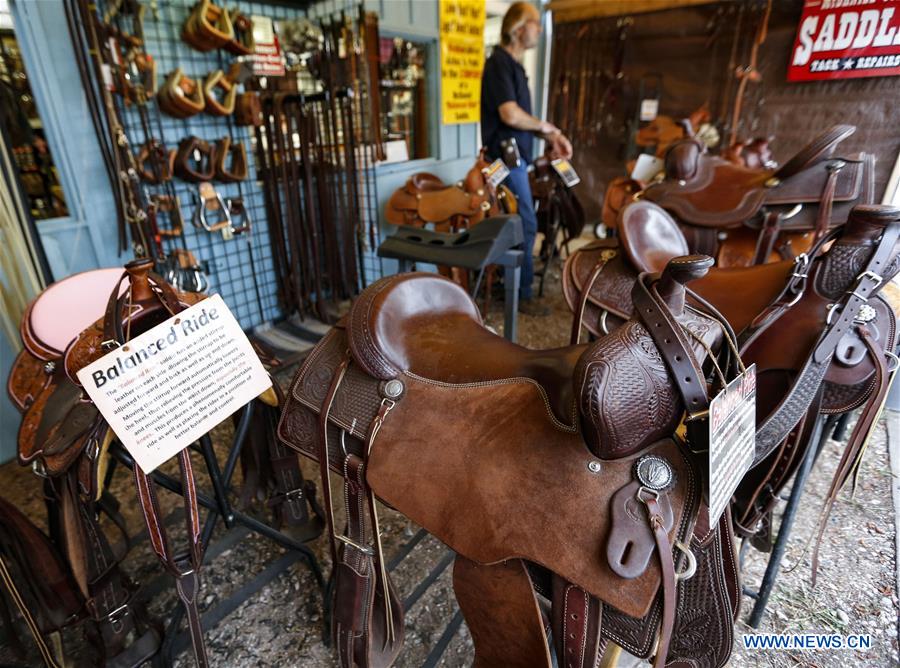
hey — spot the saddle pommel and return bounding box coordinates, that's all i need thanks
[657,255,714,316]
[843,204,900,237]
[125,258,155,302]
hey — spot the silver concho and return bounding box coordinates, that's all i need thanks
[634,455,675,491]
[382,379,404,399]
[855,303,877,324]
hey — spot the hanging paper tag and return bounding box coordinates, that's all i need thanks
[631,154,665,181]
[76,295,272,473]
[707,364,757,525]
[485,159,510,189]
[639,98,659,121]
[551,158,581,187]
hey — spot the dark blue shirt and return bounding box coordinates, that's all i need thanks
[481,46,533,164]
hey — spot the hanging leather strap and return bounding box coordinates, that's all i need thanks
[133,450,206,667]
[812,162,842,242]
[571,249,616,345]
[643,493,677,668]
[754,222,900,463]
[752,211,782,266]
[811,326,892,585]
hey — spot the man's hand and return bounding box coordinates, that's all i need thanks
[546,132,573,160]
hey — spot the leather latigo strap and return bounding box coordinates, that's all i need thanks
[631,257,715,451]
[315,356,403,668]
[753,206,900,463]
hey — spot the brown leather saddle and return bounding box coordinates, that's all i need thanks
[278,262,746,667]
[564,201,900,550]
[384,156,500,232]
[642,125,875,267]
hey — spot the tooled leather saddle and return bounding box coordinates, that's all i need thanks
[564,201,900,550]
[278,258,748,667]
[641,124,875,267]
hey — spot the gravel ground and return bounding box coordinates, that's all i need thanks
[1,246,897,667]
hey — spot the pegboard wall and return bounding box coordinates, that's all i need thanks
[105,0,381,330]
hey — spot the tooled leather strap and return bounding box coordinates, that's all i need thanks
[754,222,900,463]
[571,249,615,345]
[811,326,890,585]
[631,274,710,449]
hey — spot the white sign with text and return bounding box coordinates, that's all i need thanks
[708,364,757,525]
[77,295,271,473]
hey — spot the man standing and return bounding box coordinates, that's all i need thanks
[481,1,572,316]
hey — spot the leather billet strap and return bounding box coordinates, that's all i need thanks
[551,574,604,668]
[643,493,677,668]
[631,274,710,450]
[753,221,900,463]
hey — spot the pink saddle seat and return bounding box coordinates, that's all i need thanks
[22,268,126,360]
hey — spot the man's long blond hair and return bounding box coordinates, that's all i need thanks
[501,2,539,46]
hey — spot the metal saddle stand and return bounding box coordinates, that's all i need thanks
[378,214,525,342]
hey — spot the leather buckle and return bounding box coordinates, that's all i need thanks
[847,270,882,301]
[791,252,809,279]
[101,339,121,351]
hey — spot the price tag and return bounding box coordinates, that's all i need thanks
[77,295,272,473]
[639,98,659,121]
[631,154,665,181]
[484,159,510,189]
[551,158,581,187]
[707,365,757,525]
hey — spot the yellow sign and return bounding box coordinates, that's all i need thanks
[440,0,485,125]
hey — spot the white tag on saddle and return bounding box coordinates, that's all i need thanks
[77,295,272,473]
[484,159,510,189]
[551,158,581,187]
[707,364,757,525]
[631,154,665,182]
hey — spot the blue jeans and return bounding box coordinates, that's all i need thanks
[502,164,537,300]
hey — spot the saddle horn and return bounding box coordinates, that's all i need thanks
[656,255,714,316]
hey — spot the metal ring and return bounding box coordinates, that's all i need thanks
[674,541,697,582]
[885,350,899,374]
